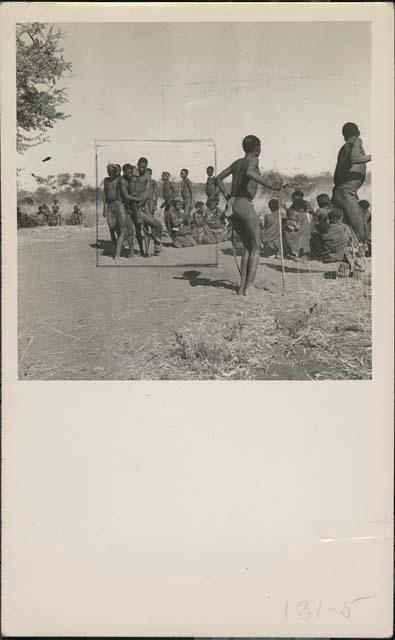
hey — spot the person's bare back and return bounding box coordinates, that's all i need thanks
[230,157,259,200]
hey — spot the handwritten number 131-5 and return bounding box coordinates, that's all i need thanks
[285,597,372,621]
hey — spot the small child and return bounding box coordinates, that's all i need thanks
[314,193,333,231]
[283,209,301,233]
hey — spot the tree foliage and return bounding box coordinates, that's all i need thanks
[16,23,72,153]
[32,172,87,192]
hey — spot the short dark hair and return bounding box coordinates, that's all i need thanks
[268,198,279,212]
[342,122,360,139]
[146,168,152,174]
[137,157,148,165]
[115,164,121,171]
[242,135,261,153]
[328,208,343,223]
[195,201,204,208]
[122,163,133,172]
[181,168,189,175]
[317,193,331,207]
[292,190,304,199]
[206,165,214,172]
[359,199,370,209]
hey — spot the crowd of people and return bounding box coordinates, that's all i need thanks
[18,120,371,296]
[214,121,371,295]
[103,121,371,290]
[102,159,228,259]
[259,190,372,270]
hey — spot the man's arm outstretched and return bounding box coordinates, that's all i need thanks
[246,157,282,191]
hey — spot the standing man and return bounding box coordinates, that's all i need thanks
[205,165,219,207]
[117,164,145,258]
[216,134,281,296]
[332,122,371,243]
[103,164,121,255]
[160,171,176,234]
[136,157,162,256]
[180,168,193,221]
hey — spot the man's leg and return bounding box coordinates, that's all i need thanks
[142,210,162,254]
[125,213,135,258]
[244,230,260,295]
[239,247,249,295]
[332,185,366,242]
[183,198,191,221]
[164,208,172,234]
[232,200,261,296]
[107,205,118,252]
[114,202,127,260]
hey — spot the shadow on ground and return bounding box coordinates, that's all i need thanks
[174,270,238,292]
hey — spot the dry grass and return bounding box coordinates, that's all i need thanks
[122,276,371,380]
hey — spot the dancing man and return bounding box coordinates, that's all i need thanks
[216,134,281,296]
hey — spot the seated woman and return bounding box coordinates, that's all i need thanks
[190,201,209,244]
[169,198,195,248]
[320,208,364,277]
[283,196,312,258]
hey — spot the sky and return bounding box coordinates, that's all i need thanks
[17,21,371,190]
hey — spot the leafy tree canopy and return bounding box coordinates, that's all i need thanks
[16,23,72,153]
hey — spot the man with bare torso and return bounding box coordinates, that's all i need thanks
[103,164,122,255]
[180,168,193,221]
[136,157,162,256]
[216,135,281,296]
[332,122,371,243]
[205,165,219,207]
[117,164,148,258]
[160,171,176,234]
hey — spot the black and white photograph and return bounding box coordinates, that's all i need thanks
[2,3,394,638]
[16,18,373,381]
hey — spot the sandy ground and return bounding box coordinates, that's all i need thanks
[18,224,369,380]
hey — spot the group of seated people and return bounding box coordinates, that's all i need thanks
[17,201,83,228]
[259,189,371,277]
[165,195,227,248]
